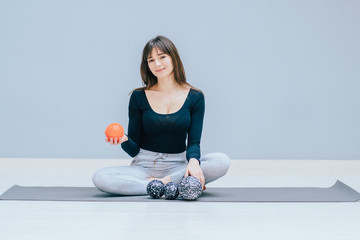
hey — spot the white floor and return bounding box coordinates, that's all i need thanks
[1,158,360,240]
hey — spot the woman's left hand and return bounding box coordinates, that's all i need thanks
[184,158,206,190]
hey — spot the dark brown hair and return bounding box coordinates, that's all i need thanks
[129,35,201,95]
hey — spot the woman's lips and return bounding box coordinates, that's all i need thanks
[156,68,165,72]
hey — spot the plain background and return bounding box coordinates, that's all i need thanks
[0,0,359,159]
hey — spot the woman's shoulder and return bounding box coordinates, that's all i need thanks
[129,87,145,97]
[189,87,204,100]
[185,83,203,95]
[131,87,145,92]
[128,88,146,107]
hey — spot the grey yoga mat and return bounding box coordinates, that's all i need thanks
[1,180,359,202]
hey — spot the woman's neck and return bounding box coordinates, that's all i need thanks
[153,75,180,93]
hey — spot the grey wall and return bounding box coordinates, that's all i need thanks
[1,0,359,159]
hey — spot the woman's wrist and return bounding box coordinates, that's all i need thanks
[123,134,129,142]
[120,134,129,145]
[189,158,200,165]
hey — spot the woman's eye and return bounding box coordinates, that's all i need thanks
[148,56,165,63]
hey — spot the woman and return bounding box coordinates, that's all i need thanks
[92,35,230,195]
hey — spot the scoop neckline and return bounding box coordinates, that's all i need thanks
[143,88,193,116]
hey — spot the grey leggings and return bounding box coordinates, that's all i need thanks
[92,148,231,195]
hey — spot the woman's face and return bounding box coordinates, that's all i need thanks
[147,47,174,78]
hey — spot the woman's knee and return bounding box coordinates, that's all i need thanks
[216,152,231,175]
[202,152,231,175]
[92,167,149,195]
[92,168,109,192]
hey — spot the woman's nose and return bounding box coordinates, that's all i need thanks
[155,59,162,66]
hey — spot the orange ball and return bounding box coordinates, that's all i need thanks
[105,123,124,139]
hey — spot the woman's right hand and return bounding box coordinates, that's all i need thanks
[105,134,128,145]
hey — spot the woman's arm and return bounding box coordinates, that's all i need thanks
[186,91,205,164]
[185,91,206,189]
[121,91,142,157]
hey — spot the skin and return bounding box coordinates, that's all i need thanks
[106,47,206,190]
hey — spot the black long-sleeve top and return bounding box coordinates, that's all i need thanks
[121,88,205,164]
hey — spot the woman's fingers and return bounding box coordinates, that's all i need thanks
[194,171,205,190]
[184,168,189,177]
[199,174,205,189]
[107,135,128,145]
[107,137,123,145]
[186,168,205,190]
[193,174,205,190]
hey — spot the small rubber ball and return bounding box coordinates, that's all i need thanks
[178,176,203,200]
[164,182,179,200]
[147,180,165,199]
[105,123,124,139]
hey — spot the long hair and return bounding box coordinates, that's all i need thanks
[129,35,201,95]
